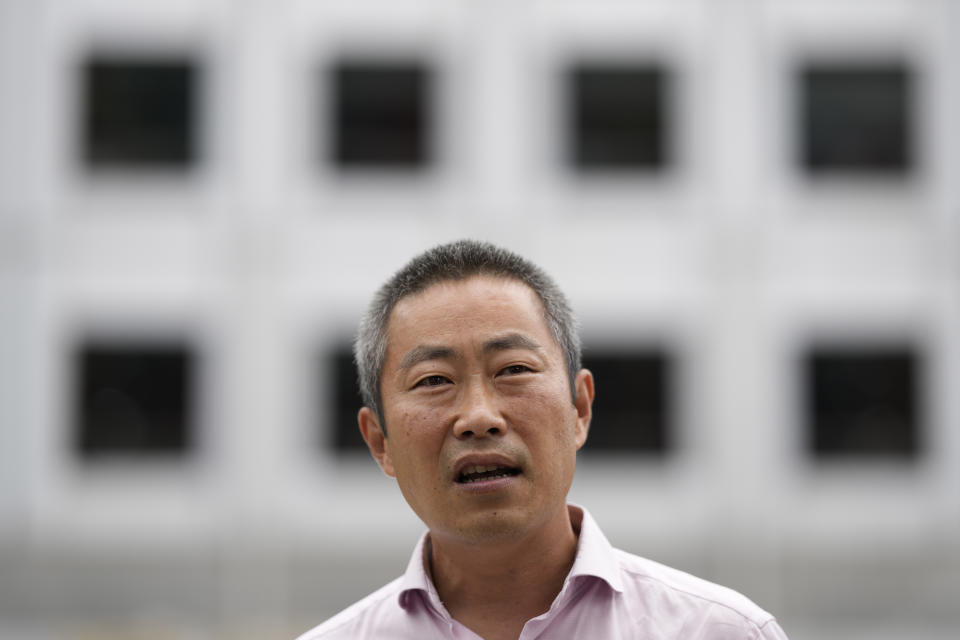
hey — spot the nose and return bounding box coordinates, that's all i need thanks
[452,378,507,439]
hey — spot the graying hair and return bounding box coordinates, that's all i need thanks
[354,239,582,433]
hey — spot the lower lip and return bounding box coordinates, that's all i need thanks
[455,473,519,494]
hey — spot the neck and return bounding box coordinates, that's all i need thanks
[427,505,579,638]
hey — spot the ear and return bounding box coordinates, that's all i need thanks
[573,368,594,450]
[358,407,396,477]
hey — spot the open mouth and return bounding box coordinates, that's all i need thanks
[456,464,521,484]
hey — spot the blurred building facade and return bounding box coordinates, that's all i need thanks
[1,0,959,638]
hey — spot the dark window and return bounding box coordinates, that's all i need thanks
[329,347,366,451]
[75,342,195,457]
[328,61,431,168]
[82,57,197,168]
[581,351,671,453]
[800,63,912,173]
[805,347,921,459]
[567,64,668,170]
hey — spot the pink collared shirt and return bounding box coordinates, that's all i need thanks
[297,505,789,639]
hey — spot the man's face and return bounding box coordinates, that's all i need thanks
[359,275,593,545]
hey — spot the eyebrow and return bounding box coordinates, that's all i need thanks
[482,332,543,354]
[396,333,543,372]
[397,345,456,371]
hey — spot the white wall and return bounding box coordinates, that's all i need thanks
[0,0,958,638]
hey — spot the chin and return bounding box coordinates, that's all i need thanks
[446,508,534,544]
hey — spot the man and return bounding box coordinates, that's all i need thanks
[298,240,788,640]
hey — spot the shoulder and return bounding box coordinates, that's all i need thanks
[295,576,405,640]
[612,548,782,635]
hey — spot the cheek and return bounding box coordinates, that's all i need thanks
[508,385,577,430]
[392,400,434,430]
[388,404,450,460]
[507,397,580,470]
[409,406,449,437]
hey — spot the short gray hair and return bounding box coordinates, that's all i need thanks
[354,240,582,433]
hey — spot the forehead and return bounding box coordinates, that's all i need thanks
[385,275,551,348]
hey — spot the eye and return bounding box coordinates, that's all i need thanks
[500,364,532,376]
[415,375,451,388]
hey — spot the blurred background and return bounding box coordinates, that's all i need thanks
[1,0,959,638]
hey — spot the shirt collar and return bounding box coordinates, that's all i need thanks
[396,503,624,611]
[397,531,441,611]
[564,503,625,593]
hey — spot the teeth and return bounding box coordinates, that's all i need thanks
[458,463,517,483]
[461,471,511,483]
[461,464,502,476]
